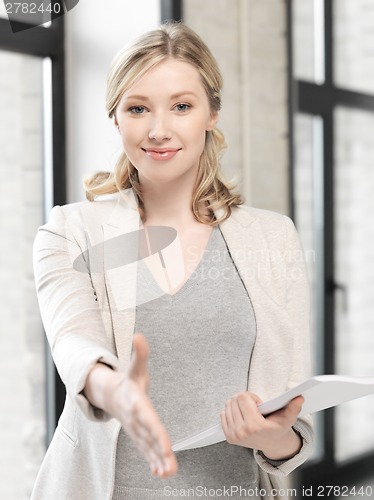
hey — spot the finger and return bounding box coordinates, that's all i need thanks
[277,396,304,418]
[249,392,263,405]
[284,395,304,419]
[134,402,177,476]
[224,392,259,431]
[230,395,246,423]
[235,392,264,425]
[224,398,235,430]
[129,412,177,477]
[128,333,149,386]
[267,396,304,426]
[128,414,155,451]
[150,429,177,478]
[220,410,229,437]
[160,446,178,478]
[132,400,168,451]
[119,387,172,462]
[224,395,250,444]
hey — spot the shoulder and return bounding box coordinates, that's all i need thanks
[228,204,301,252]
[58,193,120,220]
[46,192,127,229]
[35,194,124,246]
[236,204,285,220]
[230,203,294,231]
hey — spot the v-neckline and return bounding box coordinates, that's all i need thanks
[167,225,217,299]
[141,225,218,301]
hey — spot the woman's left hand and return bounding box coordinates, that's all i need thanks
[220,392,304,461]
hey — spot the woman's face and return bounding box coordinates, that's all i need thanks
[115,58,218,187]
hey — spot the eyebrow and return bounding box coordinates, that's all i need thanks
[123,92,198,101]
[171,92,198,99]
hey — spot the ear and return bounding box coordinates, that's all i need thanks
[206,111,218,132]
[114,114,119,130]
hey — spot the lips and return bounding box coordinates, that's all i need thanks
[142,148,180,161]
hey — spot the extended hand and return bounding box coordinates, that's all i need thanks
[112,334,178,478]
[85,334,178,478]
[220,392,304,460]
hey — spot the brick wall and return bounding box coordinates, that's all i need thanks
[0,51,46,500]
[334,107,374,461]
[335,0,374,94]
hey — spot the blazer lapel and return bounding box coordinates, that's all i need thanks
[214,205,260,299]
[102,190,141,364]
[101,189,186,364]
[216,206,283,307]
[216,205,289,398]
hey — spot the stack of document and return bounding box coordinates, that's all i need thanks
[172,375,374,451]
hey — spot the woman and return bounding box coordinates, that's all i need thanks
[31,22,313,500]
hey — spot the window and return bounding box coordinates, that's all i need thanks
[289,0,374,489]
[0,10,65,499]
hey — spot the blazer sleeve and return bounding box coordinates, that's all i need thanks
[254,215,314,475]
[33,204,122,421]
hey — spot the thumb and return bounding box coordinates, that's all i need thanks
[286,395,304,416]
[268,395,304,425]
[127,333,150,389]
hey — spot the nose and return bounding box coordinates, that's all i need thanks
[148,112,171,142]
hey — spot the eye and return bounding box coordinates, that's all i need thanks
[175,103,191,112]
[129,106,146,114]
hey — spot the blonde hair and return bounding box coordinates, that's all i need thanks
[84,21,244,225]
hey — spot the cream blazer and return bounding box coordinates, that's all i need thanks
[31,189,314,500]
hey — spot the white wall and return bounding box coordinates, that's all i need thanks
[184,0,289,214]
[65,0,160,202]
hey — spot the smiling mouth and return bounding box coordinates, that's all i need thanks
[142,148,181,161]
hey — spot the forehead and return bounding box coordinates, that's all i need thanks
[122,59,206,98]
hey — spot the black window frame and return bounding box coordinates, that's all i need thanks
[161,0,183,22]
[0,7,66,206]
[0,5,66,438]
[287,0,374,490]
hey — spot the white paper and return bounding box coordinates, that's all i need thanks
[172,375,374,451]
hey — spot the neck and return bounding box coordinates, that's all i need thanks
[138,176,210,228]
